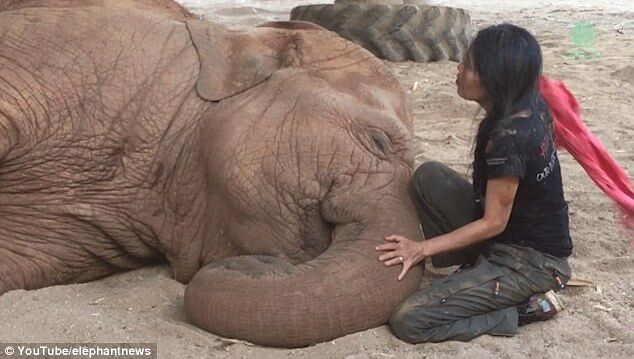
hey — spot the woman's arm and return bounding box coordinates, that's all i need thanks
[376,176,519,280]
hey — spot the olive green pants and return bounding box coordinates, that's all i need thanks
[389,162,571,343]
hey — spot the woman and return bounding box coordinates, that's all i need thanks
[376,24,573,343]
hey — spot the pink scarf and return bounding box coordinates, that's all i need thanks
[540,76,634,230]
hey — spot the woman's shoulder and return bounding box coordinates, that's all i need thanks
[499,106,552,131]
[493,111,551,148]
[495,114,530,135]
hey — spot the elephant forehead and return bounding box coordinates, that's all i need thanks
[281,30,412,130]
[200,69,413,190]
[244,27,408,109]
[262,27,381,71]
[205,69,410,142]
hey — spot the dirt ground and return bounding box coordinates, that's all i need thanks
[0,1,632,358]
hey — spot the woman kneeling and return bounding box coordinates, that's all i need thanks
[376,24,573,343]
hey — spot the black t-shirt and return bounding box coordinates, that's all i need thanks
[475,104,573,258]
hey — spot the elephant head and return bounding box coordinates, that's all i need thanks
[183,20,424,347]
[0,0,423,347]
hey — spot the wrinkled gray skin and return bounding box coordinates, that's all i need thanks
[0,0,423,347]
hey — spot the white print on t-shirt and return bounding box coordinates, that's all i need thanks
[536,151,557,182]
[487,157,507,166]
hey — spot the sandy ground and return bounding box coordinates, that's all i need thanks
[1,1,633,358]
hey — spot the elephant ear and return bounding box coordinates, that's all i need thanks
[186,20,281,102]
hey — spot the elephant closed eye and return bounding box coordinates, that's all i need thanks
[358,128,392,160]
[372,130,392,157]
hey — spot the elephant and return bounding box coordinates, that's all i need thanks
[0,0,423,347]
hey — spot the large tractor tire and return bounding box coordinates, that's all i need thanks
[290,2,473,62]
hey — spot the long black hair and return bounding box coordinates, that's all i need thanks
[470,24,544,195]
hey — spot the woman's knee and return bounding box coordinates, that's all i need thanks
[412,161,445,184]
[389,301,434,344]
[411,161,448,196]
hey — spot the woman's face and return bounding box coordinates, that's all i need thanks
[456,53,488,105]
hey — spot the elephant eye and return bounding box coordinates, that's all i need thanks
[370,130,391,158]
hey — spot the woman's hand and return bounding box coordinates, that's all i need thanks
[375,235,428,281]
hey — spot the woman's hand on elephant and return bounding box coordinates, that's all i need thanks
[375,235,427,281]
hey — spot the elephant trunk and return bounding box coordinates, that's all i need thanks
[184,192,423,347]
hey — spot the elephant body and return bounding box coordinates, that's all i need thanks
[0,0,423,347]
